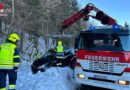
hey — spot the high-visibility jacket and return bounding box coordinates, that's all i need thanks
[34,51,41,58]
[55,45,64,58]
[0,43,20,69]
[34,54,41,58]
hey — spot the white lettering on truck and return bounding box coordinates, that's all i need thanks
[85,55,119,62]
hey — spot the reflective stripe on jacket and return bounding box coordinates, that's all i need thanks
[56,46,64,58]
[0,43,20,69]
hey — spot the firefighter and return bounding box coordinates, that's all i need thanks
[0,33,20,90]
[55,41,65,67]
[34,50,41,58]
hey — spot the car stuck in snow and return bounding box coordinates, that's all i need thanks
[31,48,76,74]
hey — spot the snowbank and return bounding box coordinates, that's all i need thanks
[16,67,76,90]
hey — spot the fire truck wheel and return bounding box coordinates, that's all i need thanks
[80,84,111,90]
[80,84,99,90]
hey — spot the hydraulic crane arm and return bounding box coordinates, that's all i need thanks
[61,3,117,33]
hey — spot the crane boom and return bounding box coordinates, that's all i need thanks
[61,3,117,33]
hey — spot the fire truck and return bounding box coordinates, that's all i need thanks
[60,3,130,90]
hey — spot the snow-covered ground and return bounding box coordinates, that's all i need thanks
[16,67,77,90]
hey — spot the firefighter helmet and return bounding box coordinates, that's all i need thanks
[58,41,62,46]
[8,33,20,43]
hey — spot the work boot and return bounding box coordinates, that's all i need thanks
[56,63,62,67]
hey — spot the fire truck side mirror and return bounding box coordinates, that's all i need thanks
[74,37,79,50]
[75,49,78,53]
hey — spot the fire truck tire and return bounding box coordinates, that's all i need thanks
[80,84,108,90]
[80,84,112,90]
[79,84,94,90]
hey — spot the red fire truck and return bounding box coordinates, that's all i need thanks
[61,3,130,90]
[75,25,130,90]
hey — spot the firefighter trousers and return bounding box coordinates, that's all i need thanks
[0,69,17,90]
[56,58,63,66]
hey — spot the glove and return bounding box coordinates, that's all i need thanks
[14,67,18,72]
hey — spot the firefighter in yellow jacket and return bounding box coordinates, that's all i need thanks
[55,41,65,66]
[0,33,20,90]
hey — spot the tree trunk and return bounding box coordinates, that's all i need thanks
[0,18,2,34]
[20,30,24,53]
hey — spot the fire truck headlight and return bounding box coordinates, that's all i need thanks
[118,80,129,85]
[77,74,85,79]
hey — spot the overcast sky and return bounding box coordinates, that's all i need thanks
[77,0,130,25]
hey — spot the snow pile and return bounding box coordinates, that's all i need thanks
[19,60,32,69]
[16,67,76,90]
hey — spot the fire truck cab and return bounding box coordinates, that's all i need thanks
[74,25,130,90]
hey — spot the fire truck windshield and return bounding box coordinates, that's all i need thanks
[78,33,130,51]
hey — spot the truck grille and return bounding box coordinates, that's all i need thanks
[89,60,114,72]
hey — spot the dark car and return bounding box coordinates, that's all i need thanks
[31,48,76,74]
